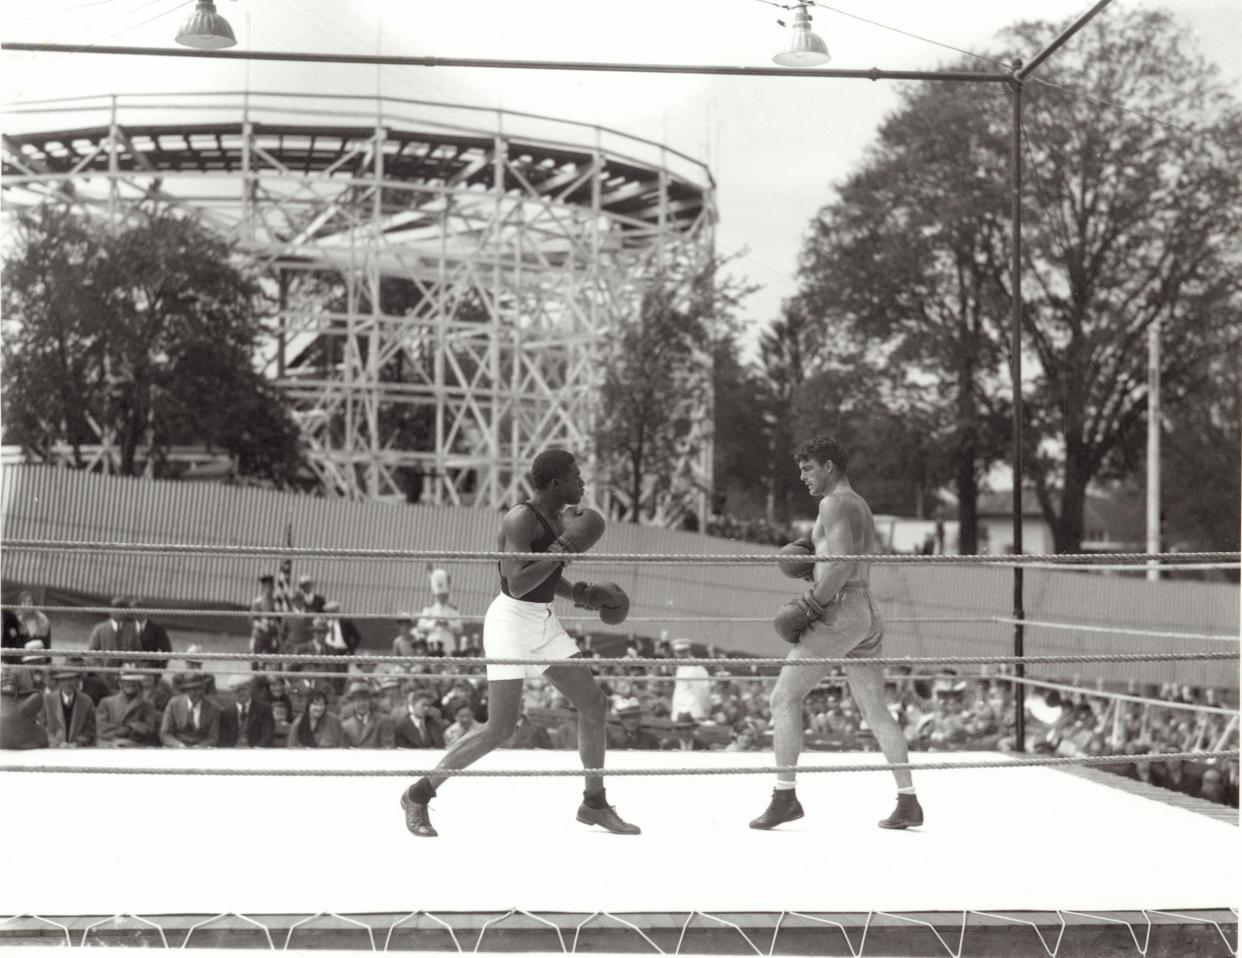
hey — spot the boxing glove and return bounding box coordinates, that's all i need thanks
[772,589,827,644]
[572,580,630,625]
[777,537,817,581]
[547,506,606,561]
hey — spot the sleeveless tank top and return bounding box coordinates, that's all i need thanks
[499,502,563,603]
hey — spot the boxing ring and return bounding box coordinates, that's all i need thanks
[1,541,1239,955]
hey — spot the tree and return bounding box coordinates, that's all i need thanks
[1004,9,1242,552]
[2,204,303,483]
[594,255,752,525]
[788,79,1014,550]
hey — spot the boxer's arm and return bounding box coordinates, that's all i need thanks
[806,498,858,606]
[499,508,568,598]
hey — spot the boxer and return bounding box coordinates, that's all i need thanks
[400,448,639,838]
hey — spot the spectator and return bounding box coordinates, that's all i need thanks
[444,702,477,747]
[322,600,362,679]
[662,713,709,752]
[270,700,293,747]
[288,574,326,649]
[17,638,55,700]
[130,597,173,676]
[394,690,445,749]
[416,568,463,655]
[505,707,554,749]
[249,571,283,667]
[341,681,394,748]
[390,613,420,659]
[724,718,763,752]
[288,689,344,748]
[16,591,51,650]
[1,664,48,749]
[43,659,96,748]
[1,605,23,650]
[178,646,217,695]
[261,674,295,716]
[96,670,159,747]
[608,698,661,750]
[288,617,344,696]
[160,673,220,748]
[219,677,275,748]
[669,638,710,723]
[87,597,140,693]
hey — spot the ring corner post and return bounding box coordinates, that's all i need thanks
[1008,67,1027,754]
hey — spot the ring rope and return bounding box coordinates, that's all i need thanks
[6,647,1236,667]
[4,538,1236,565]
[993,675,1241,717]
[1,749,1234,778]
[995,617,1240,643]
[0,603,999,627]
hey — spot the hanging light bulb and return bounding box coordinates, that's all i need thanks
[773,2,830,67]
[175,0,237,49]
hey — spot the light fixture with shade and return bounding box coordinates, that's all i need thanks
[175,0,237,49]
[773,2,830,67]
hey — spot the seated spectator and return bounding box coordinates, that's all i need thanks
[142,671,175,714]
[394,690,445,749]
[43,659,96,748]
[288,689,344,748]
[724,718,763,752]
[341,681,394,748]
[18,638,55,700]
[373,676,405,717]
[608,698,661,750]
[160,673,221,748]
[259,674,295,716]
[177,646,217,695]
[1,665,49,749]
[444,702,477,747]
[505,707,554,749]
[219,677,275,748]
[322,601,361,657]
[270,700,293,747]
[249,571,283,665]
[96,670,159,747]
[390,613,420,659]
[662,713,709,751]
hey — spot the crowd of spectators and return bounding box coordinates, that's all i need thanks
[2,574,1236,811]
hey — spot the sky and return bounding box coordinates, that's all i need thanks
[3,0,1239,356]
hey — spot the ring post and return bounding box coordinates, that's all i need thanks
[1008,67,1026,753]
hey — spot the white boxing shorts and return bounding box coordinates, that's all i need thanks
[483,592,580,681]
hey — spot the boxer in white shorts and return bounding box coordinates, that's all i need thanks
[400,448,640,838]
[753,434,925,832]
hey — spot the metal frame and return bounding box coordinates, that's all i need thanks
[2,1,1122,740]
[1,92,716,522]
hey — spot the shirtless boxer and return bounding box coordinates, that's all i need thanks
[400,449,640,838]
[750,434,924,831]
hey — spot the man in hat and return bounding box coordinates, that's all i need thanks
[1,664,48,749]
[87,596,140,693]
[608,698,661,750]
[160,673,220,748]
[661,713,709,752]
[288,616,340,696]
[250,572,284,666]
[394,690,445,749]
[322,601,362,657]
[341,680,394,748]
[288,574,326,649]
[43,658,96,748]
[669,638,710,723]
[130,596,173,677]
[96,670,159,747]
[218,677,274,748]
[416,568,463,655]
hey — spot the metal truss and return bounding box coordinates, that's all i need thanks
[0,909,1235,955]
[1,92,716,524]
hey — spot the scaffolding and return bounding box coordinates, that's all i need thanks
[1,92,716,523]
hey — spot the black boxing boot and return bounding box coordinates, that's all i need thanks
[878,792,924,830]
[400,780,438,837]
[749,788,804,829]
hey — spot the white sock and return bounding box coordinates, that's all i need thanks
[775,781,797,791]
[897,786,917,796]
